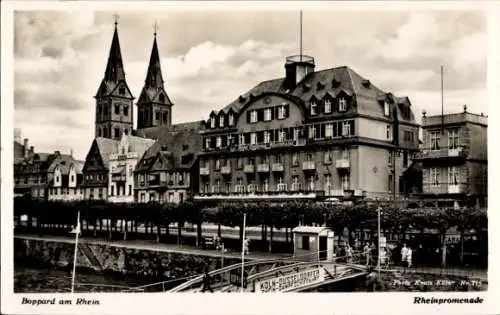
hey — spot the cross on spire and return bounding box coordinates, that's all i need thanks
[153,20,159,37]
[113,13,120,27]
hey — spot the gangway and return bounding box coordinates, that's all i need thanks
[167,251,369,293]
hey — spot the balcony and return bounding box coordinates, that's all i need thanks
[448,184,467,194]
[277,183,288,192]
[335,158,350,169]
[327,189,345,197]
[271,163,284,172]
[256,164,270,173]
[302,161,316,171]
[247,184,258,193]
[423,183,467,195]
[221,166,231,174]
[244,164,255,173]
[291,183,302,192]
[200,167,210,176]
[414,146,467,160]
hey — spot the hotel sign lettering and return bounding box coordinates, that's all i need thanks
[255,268,325,293]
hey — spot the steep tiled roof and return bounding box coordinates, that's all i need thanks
[134,120,205,140]
[135,122,203,172]
[124,135,156,159]
[95,137,120,168]
[214,66,416,123]
[47,154,76,173]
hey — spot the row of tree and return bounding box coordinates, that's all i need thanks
[14,198,487,245]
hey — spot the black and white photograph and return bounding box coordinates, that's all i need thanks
[1,1,498,315]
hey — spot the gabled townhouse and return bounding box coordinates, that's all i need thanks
[134,121,204,203]
[108,135,155,203]
[48,157,85,201]
[81,137,119,200]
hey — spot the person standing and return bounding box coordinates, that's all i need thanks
[401,243,408,267]
[363,243,371,266]
[406,247,413,268]
[244,237,250,255]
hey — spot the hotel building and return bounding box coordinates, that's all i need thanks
[195,55,420,201]
[414,106,487,207]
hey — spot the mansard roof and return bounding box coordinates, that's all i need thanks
[214,65,417,123]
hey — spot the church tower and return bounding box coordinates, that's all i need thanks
[136,27,173,130]
[94,19,134,140]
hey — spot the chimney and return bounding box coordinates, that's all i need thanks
[14,128,21,143]
[284,55,315,90]
[23,138,29,158]
[70,149,73,157]
[29,146,34,158]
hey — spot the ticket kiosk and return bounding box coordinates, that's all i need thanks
[292,226,335,262]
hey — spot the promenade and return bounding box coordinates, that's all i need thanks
[15,233,487,282]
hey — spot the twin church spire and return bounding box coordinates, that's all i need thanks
[95,18,172,141]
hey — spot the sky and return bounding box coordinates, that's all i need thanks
[14,10,487,160]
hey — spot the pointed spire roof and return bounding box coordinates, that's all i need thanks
[104,22,126,83]
[144,34,164,88]
[137,29,172,106]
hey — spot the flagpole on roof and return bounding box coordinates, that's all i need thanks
[299,10,303,62]
[70,210,81,293]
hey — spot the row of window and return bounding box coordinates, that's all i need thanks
[15,176,46,185]
[428,166,461,186]
[428,129,460,150]
[138,109,169,125]
[309,97,349,116]
[246,104,290,124]
[110,184,133,196]
[97,126,130,139]
[138,191,184,203]
[200,174,351,194]
[49,187,83,195]
[204,120,356,150]
[137,172,186,186]
[201,150,350,169]
[97,103,130,117]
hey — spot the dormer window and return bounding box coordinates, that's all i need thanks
[264,108,272,121]
[228,114,234,126]
[324,99,332,113]
[250,110,257,123]
[278,106,285,119]
[339,98,347,112]
[219,116,224,128]
[210,117,216,128]
[384,101,390,117]
[310,101,317,115]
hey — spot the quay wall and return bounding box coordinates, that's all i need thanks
[14,238,241,281]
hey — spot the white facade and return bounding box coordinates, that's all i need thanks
[48,163,84,201]
[108,135,155,203]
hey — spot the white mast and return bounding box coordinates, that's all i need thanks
[70,210,81,293]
